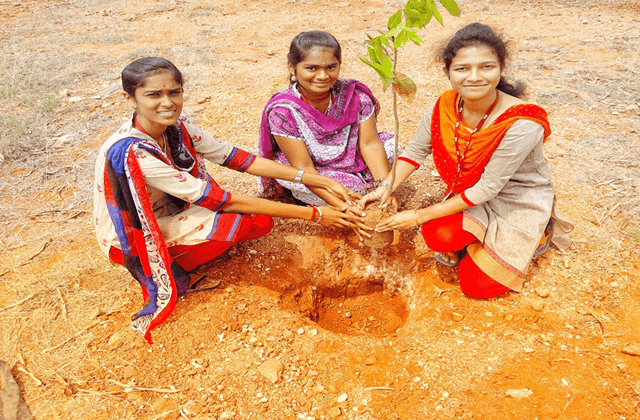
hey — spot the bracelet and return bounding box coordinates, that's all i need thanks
[379,181,391,190]
[316,206,323,223]
[309,205,317,221]
[372,178,385,188]
[292,168,305,184]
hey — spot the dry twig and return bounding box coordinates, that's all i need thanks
[0,292,39,312]
[0,240,49,277]
[107,379,180,394]
[42,319,101,354]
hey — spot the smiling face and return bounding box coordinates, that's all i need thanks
[290,46,340,100]
[127,70,183,138]
[446,44,502,103]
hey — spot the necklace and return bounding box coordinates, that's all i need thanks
[134,117,171,157]
[444,89,500,200]
[297,84,333,114]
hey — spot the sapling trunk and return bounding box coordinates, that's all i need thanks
[382,47,400,204]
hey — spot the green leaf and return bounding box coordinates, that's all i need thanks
[426,0,443,24]
[383,26,402,40]
[406,29,424,46]
[393,29,410,49]
[365,46,394,78]
[359,56,393,91]
[404,0,431,28]
[438,0,461,17]
[367,35,390,50]
[387,10,402,29]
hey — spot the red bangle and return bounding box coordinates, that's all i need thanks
[309,205,317,221]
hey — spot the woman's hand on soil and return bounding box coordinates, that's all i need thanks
[320,179,360,206]
[338,203,372,240]
[318,205,365,229]
[358,188,397,211]
[375,209,419,232]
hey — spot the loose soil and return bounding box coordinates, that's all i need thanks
[1,1,640,419]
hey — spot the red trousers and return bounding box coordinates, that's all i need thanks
[421,213,510,299]
[109,214,274,272]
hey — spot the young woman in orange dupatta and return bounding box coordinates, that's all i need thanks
[360,23,572,299]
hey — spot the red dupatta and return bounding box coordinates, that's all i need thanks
[431,89,551,197]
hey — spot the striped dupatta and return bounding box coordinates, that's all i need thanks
[104,135,191,343]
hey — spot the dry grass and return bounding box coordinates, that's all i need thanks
[1,0,640,419]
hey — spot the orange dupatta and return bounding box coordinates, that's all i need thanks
[431,89,551,198]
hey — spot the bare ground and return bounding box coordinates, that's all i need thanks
[1,0,640,419]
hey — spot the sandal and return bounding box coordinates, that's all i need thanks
[186,274,222,293]
[434,251,460,267]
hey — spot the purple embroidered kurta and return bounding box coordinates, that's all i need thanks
[258,79,396,205]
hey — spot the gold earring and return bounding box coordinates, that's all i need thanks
[291,75,297,82]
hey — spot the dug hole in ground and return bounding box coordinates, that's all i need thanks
[0,0,639,419]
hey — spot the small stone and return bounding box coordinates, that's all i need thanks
[364,356,376,365]
[282,329,293,339]
[310,329,318,336]
[327,406,342,418]
[337,393,349,403]
[220,412,235,419]
[368,316,376,322]
[534,286,549,298]
[621,343,640,357]
[413,377,421,383]
[563,258,571,269]
[451,312,464,321]
[344,312,352,318]
[485,311,493,317]
[506,389,533,399]
[258,359,284,384]
[313,384,325,393]
[505,314,514,321]
[297,328,305,335]
[531,300,545,312]
[108,330,126,350]
[68,96,84,102]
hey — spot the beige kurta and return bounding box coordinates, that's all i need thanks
[93,116,237,258]
[402,111,572,291]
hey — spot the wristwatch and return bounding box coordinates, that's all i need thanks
[292,168,305,184]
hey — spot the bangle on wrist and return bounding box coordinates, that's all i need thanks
[309,205,317,221]
[372,177,385,188]
[316,206,323,223]
[292,168,304,184]
[379,181,390,190]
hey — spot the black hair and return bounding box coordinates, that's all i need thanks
[287,30,342,85]
[436,23,525,98]
[121,57,183,97]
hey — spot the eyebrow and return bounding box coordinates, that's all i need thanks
[303,61,340,67]
[452,60,498,66]
[143,87,182,93]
